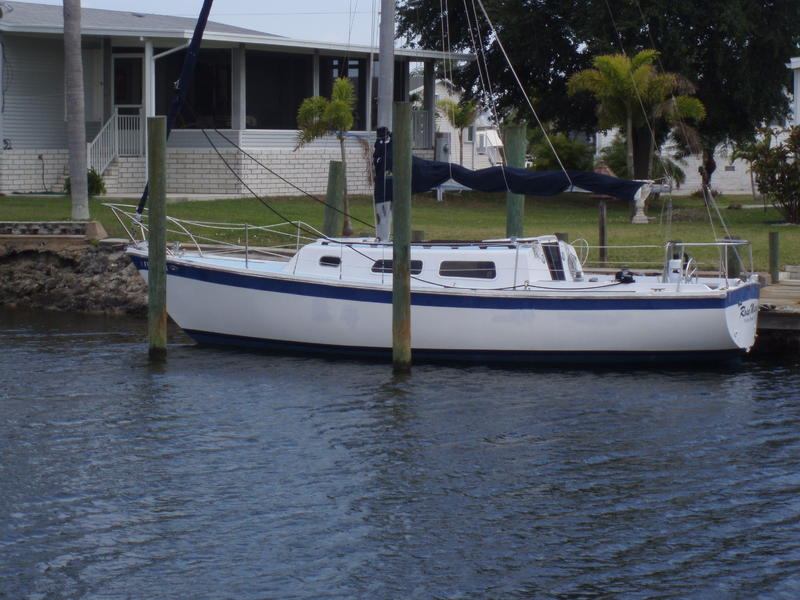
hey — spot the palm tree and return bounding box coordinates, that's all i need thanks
[64,0,89,220]
[296,77,355,236]
[436,97,479,166]
[568,50,705,180]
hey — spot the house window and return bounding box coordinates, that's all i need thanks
[155,49,232,129]
[320,57,367,130]
[477,133,487,154]
[320,256,341,267]
[439,261,496,279]
[465,126,474,142]
[246,51,313,129]
[372,259,423,274]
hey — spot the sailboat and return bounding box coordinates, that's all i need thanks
[118,0,760,365]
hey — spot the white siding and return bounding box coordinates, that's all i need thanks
[2,35,67,149]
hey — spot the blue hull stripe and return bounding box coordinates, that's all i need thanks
[184,329,745,365]
[130,255,760,311]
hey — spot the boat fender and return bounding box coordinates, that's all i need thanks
[615,268,635,284]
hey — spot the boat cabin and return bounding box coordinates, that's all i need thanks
[287,236,585,287]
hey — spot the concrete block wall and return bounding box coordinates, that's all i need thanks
[0,150,69,194]
[1,145,435,198]
[237,146,374,197]
[672,155,754,196]
[103,146,376,197]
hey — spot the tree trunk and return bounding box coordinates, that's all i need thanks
[64,0,89,220]
[632,126,652,180]
[625,112,635,178]
[458,130,464,166]
[339,136,353,236]
[701,146,717,187]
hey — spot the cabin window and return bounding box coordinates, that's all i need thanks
[371,259,423,275]
[319,256,341,267]
[439,261,496,279]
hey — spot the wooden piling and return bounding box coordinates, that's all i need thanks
[392,102,412,373]
[147,116,167,360]
[323,161,344,237]
[504,123,526,238]
[769,231,780,284]
[598,197,608,266]
[725,236,743,279]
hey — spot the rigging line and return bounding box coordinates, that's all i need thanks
[439,0,454,181]
[600,0,674,186]
[199,132,404,271]
[630,0,694,157]
[473,0,572,186]
[464,0,511,191]
[628,0,720,243]
[208,127,374,229]
[199,129,336,241]
[600,0,682,243]
[179,98,372,229]
[201,129,396,272]
[181,113,392,272]
[345,0,359,57]
[468,0,504,166]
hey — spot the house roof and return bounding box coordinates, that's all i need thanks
[0,1,275,37]
[0,1,467,61]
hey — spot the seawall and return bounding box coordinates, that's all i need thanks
[0,232,147,315]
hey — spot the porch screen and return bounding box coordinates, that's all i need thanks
[246,51,313,130]
[319,57,367,131]
[155,49,232,129]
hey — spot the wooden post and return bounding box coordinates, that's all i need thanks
[598,196,608,266]
[725,236,742,279]
[504,123,526,238]
[323,160,344,237]
[147,116,167,360]
[769,231,780,284]
[392,102,412,373]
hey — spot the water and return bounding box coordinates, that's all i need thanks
[2,308,800,599]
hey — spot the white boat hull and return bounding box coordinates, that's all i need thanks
[128,249,760,364]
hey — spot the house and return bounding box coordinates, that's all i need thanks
[410,78,503,169]
[0,1,454,196]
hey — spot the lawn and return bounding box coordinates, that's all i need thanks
[2,191,797,272]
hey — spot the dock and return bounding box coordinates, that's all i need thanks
[755,279,800,356]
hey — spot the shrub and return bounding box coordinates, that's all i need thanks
[64,168,106,197]
[749,126,800,224]
[528,132,594,171]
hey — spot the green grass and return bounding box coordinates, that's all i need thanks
[2,191,797,271]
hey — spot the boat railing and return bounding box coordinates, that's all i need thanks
[576,239,753,286]
[103,203,323,264]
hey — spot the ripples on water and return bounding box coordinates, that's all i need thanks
[2,308,800,599]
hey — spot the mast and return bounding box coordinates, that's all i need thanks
[374,0,395,240]
[377,0,395,130]
[137,0,214,214]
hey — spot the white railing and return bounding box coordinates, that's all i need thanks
[118,110,144,157]
[86,108,144,175]
[87,108,119,175]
